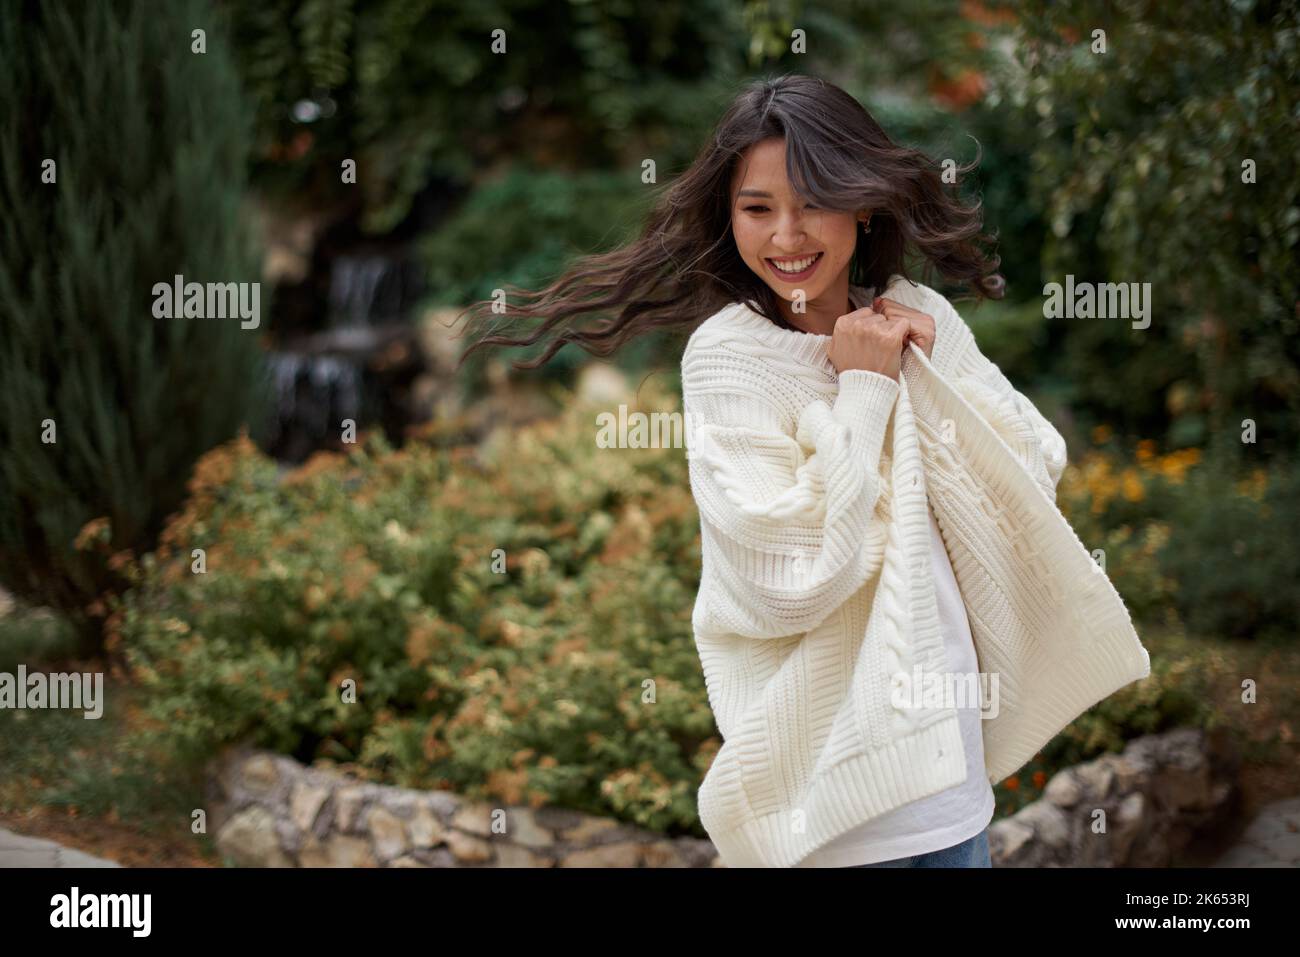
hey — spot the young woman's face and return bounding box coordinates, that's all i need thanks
[729,137,863,307]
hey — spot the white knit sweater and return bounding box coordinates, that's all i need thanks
[681,275,1151,868]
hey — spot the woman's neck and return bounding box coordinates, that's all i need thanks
[778,277,853,335]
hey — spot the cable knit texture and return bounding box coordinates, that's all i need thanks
[681,275,1150,868]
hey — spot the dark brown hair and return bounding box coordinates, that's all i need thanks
[456,72,1002,372]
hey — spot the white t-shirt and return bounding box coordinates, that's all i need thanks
[796,498,996,867]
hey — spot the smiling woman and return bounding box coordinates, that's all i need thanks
[729,136,867,334]
[441,73,1147,871]
[454,73,1003,372]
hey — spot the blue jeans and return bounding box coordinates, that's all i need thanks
[849,827,991,868]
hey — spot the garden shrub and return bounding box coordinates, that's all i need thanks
[0,0,268,647]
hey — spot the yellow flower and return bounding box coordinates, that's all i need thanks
[1121,467,1145,502]
[1155,447,1201,483]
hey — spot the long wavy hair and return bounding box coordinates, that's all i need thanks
[456,73,1002,372]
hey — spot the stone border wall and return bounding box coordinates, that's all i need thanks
[207,746,720,867]
[209,727,1237,867]
[989,727,1239,866]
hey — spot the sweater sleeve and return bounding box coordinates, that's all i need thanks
[925,291,1068,503]
[683,341,899,640]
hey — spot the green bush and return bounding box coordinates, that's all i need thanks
[223,0,758,232]
[422,166,656,315]
[420,165,685,399]
[1056,437,1299,642]
[114,386,713,834]
[1004,0,1300,451]
[1157,451,1300,642]
[0,0,268,647]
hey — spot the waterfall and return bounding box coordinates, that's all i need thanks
[264,250,424,462]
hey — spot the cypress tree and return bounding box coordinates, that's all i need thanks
[0,0,269,648]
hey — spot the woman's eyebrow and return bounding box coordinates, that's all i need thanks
[736,189,774,198]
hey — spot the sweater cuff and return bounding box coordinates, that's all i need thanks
[830,369,899,470]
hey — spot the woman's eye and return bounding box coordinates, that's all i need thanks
[745,205,769,212]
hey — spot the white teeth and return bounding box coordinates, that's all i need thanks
[770,253,820,273]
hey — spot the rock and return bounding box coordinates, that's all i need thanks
[290,781,330,833]
[990,818,1035,861]
[505,808,554,848]
[1016,800,1071,849]
[446,829,493,863]
[1072,757,1116,798]
[990,729,1237,867]
[367,806,409,861]
[1042,770,1083,807]
[1107,791,1147,863]
[334,786,366,832]
[451,802,495,837]
[408,803,446,848]
[563,816,620,844]
[560,841,645,867]
[299,834,376,868]
[493,842,551,867]
[242,755,280,796]
[639,842,690,868]
[216,807,291,867]
[533,806,583,832]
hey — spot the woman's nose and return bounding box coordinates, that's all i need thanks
[772,211,807,248]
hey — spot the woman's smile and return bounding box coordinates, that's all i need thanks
[764,250,824,282]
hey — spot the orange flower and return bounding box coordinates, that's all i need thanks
[405,618,438,666]
[929,67,987,111]
[73,517,111,551]
[282,449,345,487]
[1155,447,1201,483]
[341,557,380,600]
[1120,467,1145,502]
[1005,775,1020,791]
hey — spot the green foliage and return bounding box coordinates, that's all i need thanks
[0,0,269,645]
[114,388,713,834]
[844,57,1051,303]
[420,165,682,395]
[0,604,82,674]
[1055,436,1300,641]
[224,0,760,232]
[1156,451,1300,642]
[422,167,656,311]
[999,0,1300,450]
